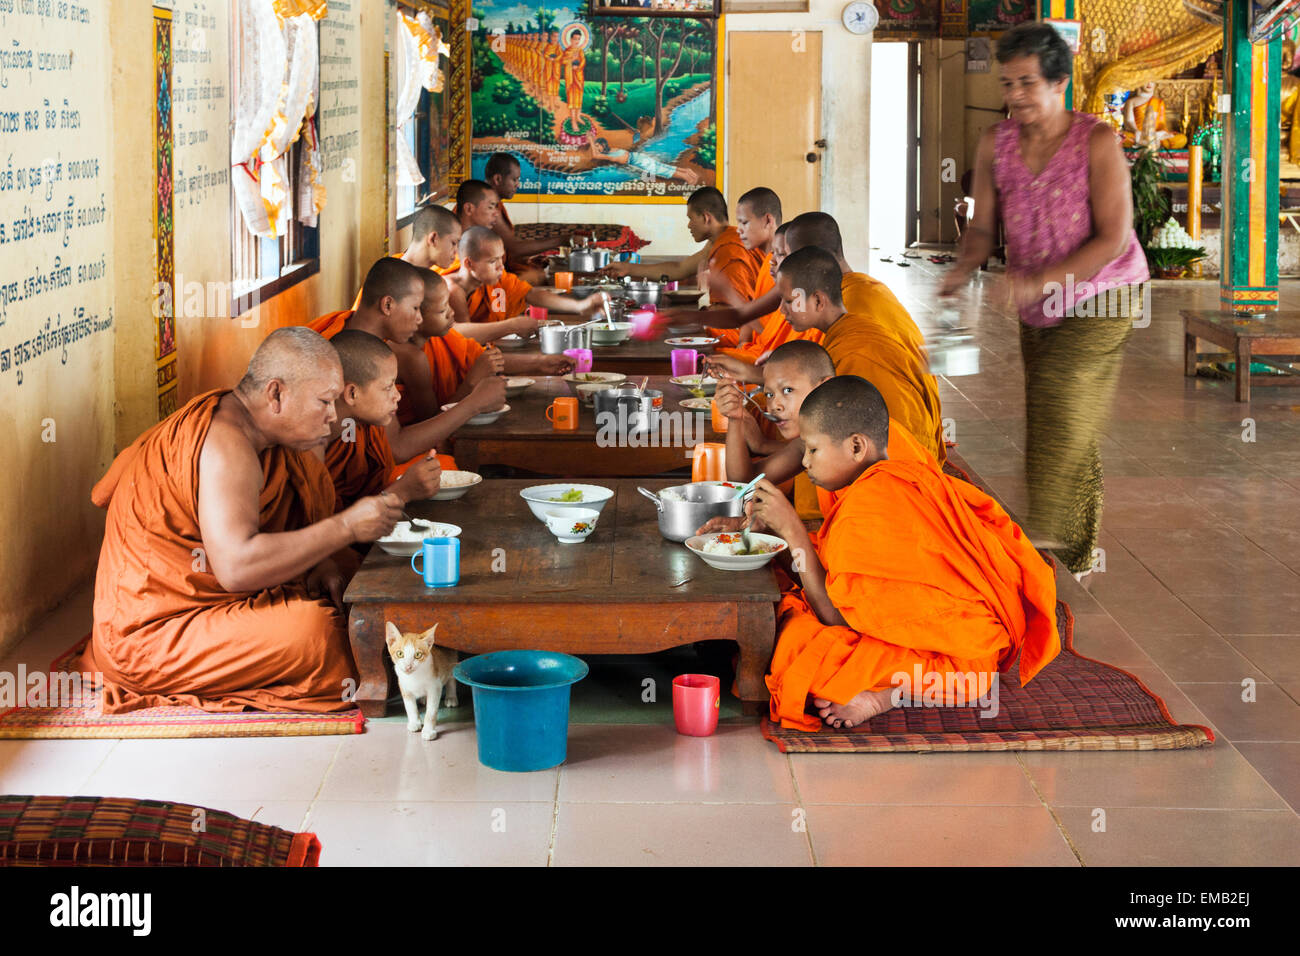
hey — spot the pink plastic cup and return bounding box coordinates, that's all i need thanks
[629,308,659,341]
[673,674,721,737]
[671,349,701,379]
[563,347,593,373]
[528,305,548,322]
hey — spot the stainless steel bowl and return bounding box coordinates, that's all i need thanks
[638,482,745,543]
[539,323,590,354]
[593,386,663,435]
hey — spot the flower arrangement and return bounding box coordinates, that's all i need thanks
[1147,217,1207,277]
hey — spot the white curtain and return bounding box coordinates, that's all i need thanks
[231,0,326,239]
[394,11,452,189]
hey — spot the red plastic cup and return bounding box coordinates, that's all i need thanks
[528,305,548,322]
[673,674,721,736]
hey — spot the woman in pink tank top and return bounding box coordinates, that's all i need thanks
[940,23,1148,576]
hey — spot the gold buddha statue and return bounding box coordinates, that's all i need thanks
[1123,82,1188,150]
[1280,39,1300,164]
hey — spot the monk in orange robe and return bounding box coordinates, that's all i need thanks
[710,187,783,351]
[484,152,571,282]
[709,245,946,463]
[323,330,444,511]
[745,376,1059,731]
[543,30,564,108]
[445,225,608,344]
[75,328,409,714]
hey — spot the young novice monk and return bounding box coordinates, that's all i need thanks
[324,331,444,511]
[745,376,1059,731]
[708,187,784,349]
[445,227,608,344]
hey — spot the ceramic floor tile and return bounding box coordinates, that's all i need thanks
[552,802,811,866]
[1176,683,1300,742]
[1067,613,1158,668]
[805,805,1078,866]
[1110,664,1221,739]
[1017,746,1288,810]
[306,801,555,866]
[1055,806,1300,866]
[0,739,118,795]
[791,751,1039,806]
[1231,742,1300,812]
[1127,632,1270,684]
[317,718,557,803]
[557,722,795,804]
[1222,635,1300,683]
[77,736,343,805]
[1092,591,1218,638]
[1179,589,1300,635]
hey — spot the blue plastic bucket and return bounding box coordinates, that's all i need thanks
[454,651,589,772]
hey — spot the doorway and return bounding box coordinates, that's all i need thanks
[869,41,920,252]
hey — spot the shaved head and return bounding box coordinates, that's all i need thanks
[331,330,394,386]
[460,225,504,259]
[413,265,446,295]
[687,186,728,223]
[738,187,782,224]
[456,179,496,208]
[778,246,844,307]
[411,204,460,242]
[785,212,845,259]
[766,340,835,382]
[485,152,521,180]
[773,222,791,240]
[360,256,424,309]
[801,376,890,449]
[238,326,340,394]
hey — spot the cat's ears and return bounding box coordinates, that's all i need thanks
[384,621,402,648]
[419,622,439,646]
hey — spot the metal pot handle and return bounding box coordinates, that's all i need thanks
[637,486,664,512]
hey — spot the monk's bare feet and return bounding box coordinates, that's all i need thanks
[813,690,895,729]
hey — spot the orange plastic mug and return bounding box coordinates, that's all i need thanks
[553,271,574,292]
[546,396,579,430]
[691,442,726,483]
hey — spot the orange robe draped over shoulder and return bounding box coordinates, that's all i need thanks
[823,307,945,463]
[705,227,764,309]
[325,422,395,511]
[76,391,357,715]
[466,270,532,323]
[769,459,1059,731]
[308,309,353,339]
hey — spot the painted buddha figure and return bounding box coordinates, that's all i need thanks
[1123,82,1188,150]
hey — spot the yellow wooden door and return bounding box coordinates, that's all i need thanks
[726,31,823,218]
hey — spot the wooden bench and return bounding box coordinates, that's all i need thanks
[1182,309,1300,402]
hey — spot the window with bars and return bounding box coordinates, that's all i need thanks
[229,5,321,312]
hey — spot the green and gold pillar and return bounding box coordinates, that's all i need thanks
[1040,0,1076,108]
[1220,0,1281,311]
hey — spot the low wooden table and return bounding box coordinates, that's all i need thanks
[450,375,721,477]
[343,479,780,717]
[1182,309,1300,402]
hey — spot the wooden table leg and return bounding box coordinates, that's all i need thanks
[347,604,391,717]
[734,601,776,716]
[1184,330,1199,377]
[1236,337,1252,403]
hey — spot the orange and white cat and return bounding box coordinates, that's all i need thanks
[385,621,459,740]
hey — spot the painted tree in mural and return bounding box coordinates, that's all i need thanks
[646,19,708,134]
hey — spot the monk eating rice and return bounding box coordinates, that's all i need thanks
[747,375,1058,731]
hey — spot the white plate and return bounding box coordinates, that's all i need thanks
[430,470,482,500]
[664,337,719,351]
[563,371,627,386]
[679,398,712,412]
[670,375,719,395]
[685,532,787,571]
[504,377,535,397]
[441,402,510,425]
[376,521,463,556]
[519,483,615,522]
[497,334,528,349]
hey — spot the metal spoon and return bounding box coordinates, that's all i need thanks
[739,387,781,423]
[402,511,432,530]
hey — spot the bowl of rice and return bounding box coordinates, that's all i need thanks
[441,402,510,425]
[376,520,463,556]
[685,531,787,571]
[430,470,482,501]
[504,377,535,398]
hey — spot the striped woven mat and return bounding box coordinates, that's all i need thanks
[0,637,364,739]
[0,795,319,866]
[761,601,1215,753]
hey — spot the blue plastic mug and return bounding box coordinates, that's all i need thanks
[411,537,460,588]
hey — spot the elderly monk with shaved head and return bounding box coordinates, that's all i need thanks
[77,328,406,713]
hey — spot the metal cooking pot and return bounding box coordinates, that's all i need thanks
[593,386,663,435]
[539,323,590,354]
[625,280,661,306]
[569,248,611,273]
[638,482,745,543]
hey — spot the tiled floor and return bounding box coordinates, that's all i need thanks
[2,265,1299,865]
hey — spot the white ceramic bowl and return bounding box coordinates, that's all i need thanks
[430,470,482,501]
[543,507,600,544]
[590,322,633,345]
[497,333,528,349]
[563,371,627,386]
[670,375,719,396]
[504,377,535,398]
[685,532,787,571]
[520,483,615,522]
[664,336,719,353]
[376,521,463,556]
[441,402,510,425]
[576,381,615,406]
